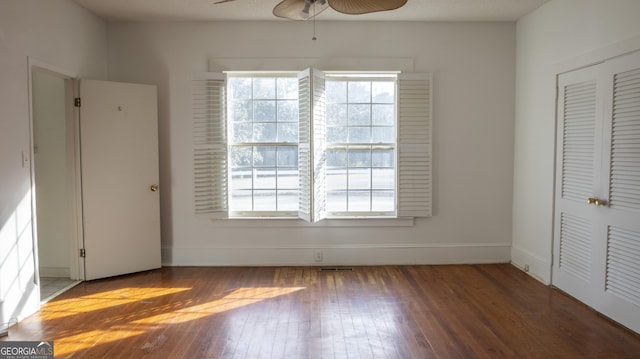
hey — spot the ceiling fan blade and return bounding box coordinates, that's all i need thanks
[213,0,240,4]
[273,0,330,21]
[328,0,407,15]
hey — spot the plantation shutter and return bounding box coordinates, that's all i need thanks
[297,68,327,222]
[397,73,432,217]
[298,69,312,221]
[193,73,228,218]
[312,69,327,222]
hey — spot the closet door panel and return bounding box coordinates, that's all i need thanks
[552,65,602,304]
[598,52,640,333]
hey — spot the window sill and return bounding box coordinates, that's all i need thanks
[211,217,415,228]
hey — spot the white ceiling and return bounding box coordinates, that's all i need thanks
[72,0,550,22]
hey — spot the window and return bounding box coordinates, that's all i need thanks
[193,70,432,221]
[325,76,397,215]
[227,75,299,216]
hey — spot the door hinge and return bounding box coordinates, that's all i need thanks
[74,97,81,107]
[79,248,86,258]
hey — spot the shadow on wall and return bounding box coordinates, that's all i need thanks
[0,188,38,329]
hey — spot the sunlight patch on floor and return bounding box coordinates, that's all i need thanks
[133,287,306,325]
[41,287,192,320]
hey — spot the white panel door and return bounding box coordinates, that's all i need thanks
[553,50,640,333]
[80,79,161,281]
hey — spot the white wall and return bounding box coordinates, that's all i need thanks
[0,0,106,324]
[107,21,516,266]
[512,0,640,283]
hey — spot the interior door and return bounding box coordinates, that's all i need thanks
[596,51,640,333]
[553,51,640,334]
[79,79,161,280]
[552,64,603,306]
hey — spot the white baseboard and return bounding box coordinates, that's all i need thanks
[39,267,70,277]
[162,243,511,267]
[511,245,550,284]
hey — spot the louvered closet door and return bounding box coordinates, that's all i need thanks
[552,65,603,306]
[553,51,640,334]
[596,51,640,333]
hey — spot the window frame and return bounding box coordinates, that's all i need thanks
[226,72,301,218]
[323,73,399,218]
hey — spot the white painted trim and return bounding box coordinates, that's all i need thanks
[162,243,511,267]
[208,57,416,72]
[554,36,640,75]
[511,245,550,284]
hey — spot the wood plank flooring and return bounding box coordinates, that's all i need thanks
[3,264,640,358]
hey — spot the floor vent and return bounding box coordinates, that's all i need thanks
[320,267,353,272]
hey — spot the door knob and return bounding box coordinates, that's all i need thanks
[150,184,159,192]
[587,197,606,206]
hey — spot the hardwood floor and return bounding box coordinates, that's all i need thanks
[3,264,640,358]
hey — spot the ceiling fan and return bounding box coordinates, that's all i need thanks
[214,0,408,21]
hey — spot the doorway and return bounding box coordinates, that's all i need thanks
[30,65,83,301]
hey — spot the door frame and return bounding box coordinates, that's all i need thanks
[27,57,85,282]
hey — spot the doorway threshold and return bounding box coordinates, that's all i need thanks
[40,278,81,304]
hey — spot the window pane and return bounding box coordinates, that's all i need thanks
[348,168,371,190]
[372,127,394,143]
[254,190,276,211]
[278,100,298,122]
[327,190,347,212]
[277,171,298,189]
[327,168,347,189]
[254,100,276,122]
[229,78,251,100]
[253,78,275,99]
[371,191,394,211]
[349,127,371,143]
[348,104,371,126]
[372,104,394,126]
[231,168,252,190]
[348,81,371,103]
[372,82,395,103]
[230,100,252,122]
[278,190,298,210]
[277,146,298,167]
[327,127,348,143]
[231,190,252,211]
[254,168,276,189]
[231,147,252,168]
[327,104,347,126]
[372,149,394,167]
[253,123,277,142]
[348,150,371,167]
[254,146,276,167]
[372,169,394,189]
[277,123,298,142]
[327,149,347,168]
[233,123,252,143]
[348,191,371,211]
[326,81,347,103]
[277,78,298,100]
